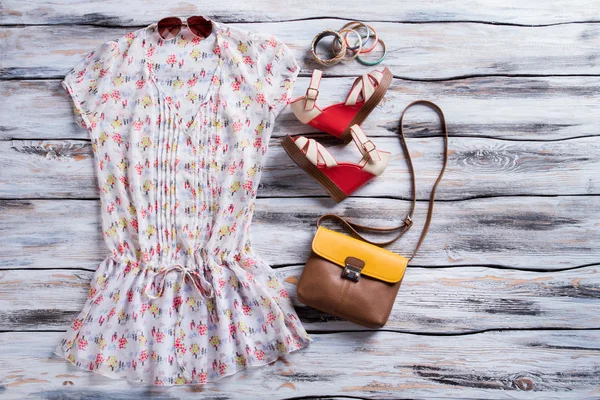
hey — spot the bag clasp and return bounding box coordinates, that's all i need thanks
[342,256,365,282]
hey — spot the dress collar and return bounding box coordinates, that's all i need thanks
[140,18,225,134]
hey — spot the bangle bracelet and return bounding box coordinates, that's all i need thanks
[311,30,346,66]
[339,21,370,51]
[356,37,387,65]
[342,28,367,52]
[357,24,379,53]
[332,28,362,60]
[341,21,379,53]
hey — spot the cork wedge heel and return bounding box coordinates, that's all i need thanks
[281,125,390,202]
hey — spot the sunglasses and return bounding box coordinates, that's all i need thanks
[157,16,213,40]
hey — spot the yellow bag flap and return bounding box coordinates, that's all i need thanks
[312,226,408,283]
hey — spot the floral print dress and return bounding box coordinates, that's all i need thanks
[57,19,312,385]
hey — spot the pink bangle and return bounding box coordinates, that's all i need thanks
[339,21,370,50]
[357,24,379,53]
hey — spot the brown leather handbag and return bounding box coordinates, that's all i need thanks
[296,100,449,328]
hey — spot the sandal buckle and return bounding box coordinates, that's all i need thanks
[361,140,376,154]
[306,87,319,101]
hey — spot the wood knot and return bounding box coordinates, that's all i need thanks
[514,376,535,391]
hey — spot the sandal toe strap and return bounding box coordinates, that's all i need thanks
[344,70,384,106]
[294,136,338,167]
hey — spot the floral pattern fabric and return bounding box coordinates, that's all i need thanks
[56,19,312,385]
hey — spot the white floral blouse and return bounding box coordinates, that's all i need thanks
[56,18,312,385]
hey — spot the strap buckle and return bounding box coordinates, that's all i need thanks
[404,215,413,228]
[361,140,377,158]
[305,87,319,101]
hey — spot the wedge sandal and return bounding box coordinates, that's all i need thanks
[290,68,393,144]
[281,124,390,202]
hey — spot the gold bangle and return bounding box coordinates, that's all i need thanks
[332,28,362,61]
[310,29,347,66]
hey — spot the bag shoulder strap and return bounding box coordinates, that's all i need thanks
[316,100,449,262]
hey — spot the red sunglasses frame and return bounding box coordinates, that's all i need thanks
[156,16,213,40]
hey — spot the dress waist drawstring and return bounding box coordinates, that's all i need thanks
[143,248,216,302]
[143,262,215,301]
[105,251,245,305]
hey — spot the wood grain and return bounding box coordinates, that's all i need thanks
[1,266,599,333]
[2,22,600,80]
[1,330,599,399]
[3,135,600,200]
[2,76,599,141]
[2,197,599,270]
[1,0,599,25]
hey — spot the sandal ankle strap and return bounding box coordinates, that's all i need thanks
[304,69,323,111]
[349,124,382,162]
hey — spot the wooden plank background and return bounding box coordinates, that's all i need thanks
[1,2,599,399]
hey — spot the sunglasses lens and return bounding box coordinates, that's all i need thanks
[157,17,182,40]
[187,16,213,38]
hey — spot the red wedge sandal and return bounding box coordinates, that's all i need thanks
[282,125,391,202]
[290,67,393,144]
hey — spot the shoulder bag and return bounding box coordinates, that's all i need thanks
[296,100,449,328]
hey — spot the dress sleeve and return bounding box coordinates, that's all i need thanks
[62,40,119,131]
[253,33,300,118]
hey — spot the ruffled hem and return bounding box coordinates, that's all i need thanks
[55,254,314,385]
[54,335,312,386]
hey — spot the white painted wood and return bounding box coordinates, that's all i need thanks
[0,140,97,199]
[1,330,599,399]
[1,0,599,25]
[2,266,599,333]
[1,2,599,397]
[2,197,599,270]
[3,22,600,80]
[3,136,600,199]
[2,76,599,141]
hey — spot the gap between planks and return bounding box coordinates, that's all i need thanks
[3,73,600,83]
[3,18,600,29]
[4,133,600,143]
[3,193,600,203]
[2,327,600,337]
[2,261,600,273]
